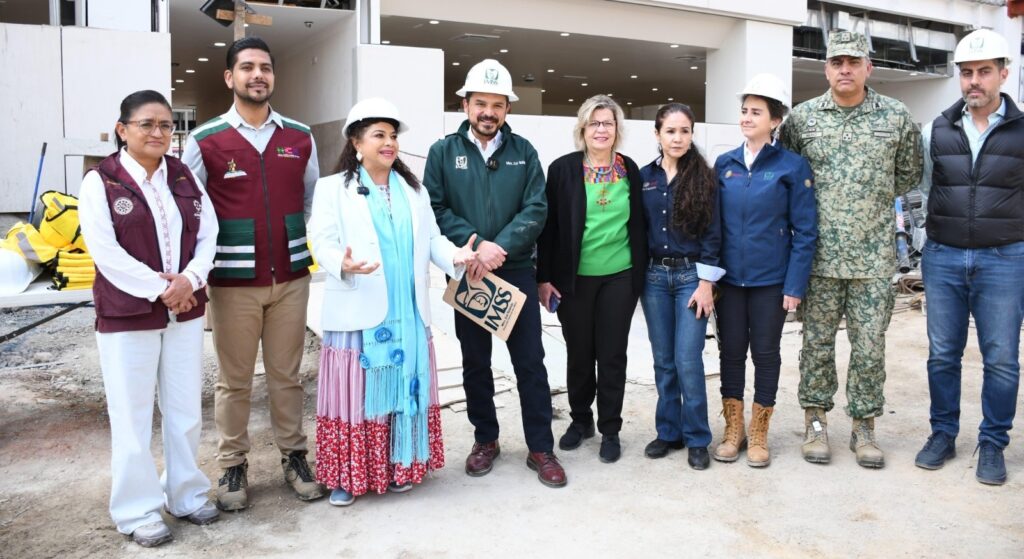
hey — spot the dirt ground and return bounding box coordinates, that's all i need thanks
[1,298,1023,558]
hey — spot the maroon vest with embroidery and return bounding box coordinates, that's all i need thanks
[194,119,313,287]
[90,153,209,333]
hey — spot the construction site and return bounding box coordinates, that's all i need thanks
[1,0,1023,557]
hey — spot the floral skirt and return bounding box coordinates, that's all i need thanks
[314,330,444,495]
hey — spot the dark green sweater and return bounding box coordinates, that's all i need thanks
[424,121,547,270]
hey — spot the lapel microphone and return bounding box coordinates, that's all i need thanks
[486,158,499,171]
[356,186,370,196]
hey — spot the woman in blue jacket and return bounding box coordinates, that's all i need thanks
[712,74,817,467]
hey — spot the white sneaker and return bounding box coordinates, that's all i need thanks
[132,521,172,547]
[388,482,413,493]
[176,501,220,526]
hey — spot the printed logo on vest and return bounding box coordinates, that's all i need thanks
[193,199,202,218]
[224,159,248,179]
[113,197,134,216]
[276,146,301,159]
[455,155,468,170]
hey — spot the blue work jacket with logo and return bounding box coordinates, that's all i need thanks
[714,141,818,298]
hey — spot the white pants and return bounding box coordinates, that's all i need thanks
[97,316,211,534]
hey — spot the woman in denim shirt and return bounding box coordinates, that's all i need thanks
[712,75,817,467]
[639,103,723,470]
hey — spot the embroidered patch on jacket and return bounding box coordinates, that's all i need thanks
[224,159,248,179]
[113,197,134,215]
[455,155,468,170]
[276,146,302,159]
[193,199,202,218]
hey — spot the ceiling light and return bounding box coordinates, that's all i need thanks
[607,93,613,97]
[651,87,658,91]
[627,102,633,105]
[175,79,184,83]
[668,97,674,101]
[499,49,508,53]
[630,75,638,79]
[547,68,555,73]
[581,83,588,86]
[243,23,249,28]
[213,42,226,47]
[429,20,439,24]
[569,98,574,102]
[197,57,209,62]
[601,57,610,62]
[560,32,570,37]
[185,69,195,73]
[452,62,460,66]
[541,89,546,93]
[690,66,699,70]
[381,40,391,44]
[670,44,679,48]
[171,87,175,91]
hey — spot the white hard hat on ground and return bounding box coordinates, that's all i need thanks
[456,59,519,102]
[738,73,791,115]
[0,247,42,296]
[954,29,1011,65]
[343,97,409,137]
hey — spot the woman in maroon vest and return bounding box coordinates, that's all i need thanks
[78,90,219,547]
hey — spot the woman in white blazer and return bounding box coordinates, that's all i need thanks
[307,98,474,506]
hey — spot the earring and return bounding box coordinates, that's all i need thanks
[355,151,363,162]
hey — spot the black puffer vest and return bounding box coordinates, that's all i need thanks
[927,94,1024,248]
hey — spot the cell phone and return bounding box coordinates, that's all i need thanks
[547,294,560,313]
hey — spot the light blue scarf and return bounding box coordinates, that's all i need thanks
[358,167,431,467]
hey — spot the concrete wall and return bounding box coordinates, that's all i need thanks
[0,23,169,212]
[87,0,151,31]
[705,19,793,125]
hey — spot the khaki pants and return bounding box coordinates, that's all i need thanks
[209,275,311,469]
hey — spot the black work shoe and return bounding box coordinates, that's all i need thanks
[644,438,685,459]
[599,435,621,463]
[975,441,1007,486]
[688,447,710,470]
[915,432,956,470]
[558,421,596,451]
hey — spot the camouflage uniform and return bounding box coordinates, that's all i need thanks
[781,35,922,418]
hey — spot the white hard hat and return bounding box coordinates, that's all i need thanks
[343,97,409,137]
[737,73,790,115]
[0,247,41,296]
[456,59,519,102]
[954,29,1011,65]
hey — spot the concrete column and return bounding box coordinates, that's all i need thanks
[705,20,793,125]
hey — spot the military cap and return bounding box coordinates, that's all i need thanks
[826,30,869,59]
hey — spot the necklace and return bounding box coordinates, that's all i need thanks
[584,155,614,209]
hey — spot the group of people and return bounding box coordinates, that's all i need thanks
[77,27,1022,548]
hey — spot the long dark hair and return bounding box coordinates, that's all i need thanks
[655,103,715,237]
[115,90,172,149]
[336,118,420,190]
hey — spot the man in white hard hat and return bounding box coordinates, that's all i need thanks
[913,28,1024,486]
[425,59,566,488]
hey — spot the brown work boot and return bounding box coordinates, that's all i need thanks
[526,451,567,488]
[465,441,500,477]
[850,417,885,469]
[802,407,831,464]
[282,450,325,501]
[747,402,774,468]
[713,398,746,463]
[216,461,249,511]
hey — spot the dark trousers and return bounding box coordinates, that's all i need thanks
[717,283,788,407]
[556,270,636,435]
[455,267,554,453]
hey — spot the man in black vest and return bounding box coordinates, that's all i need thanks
[914,29,1024,485]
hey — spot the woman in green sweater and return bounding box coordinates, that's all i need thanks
[537,95,648,463]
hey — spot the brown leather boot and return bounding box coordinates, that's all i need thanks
[465,441,500,477]
[747,402,774,468]
[526,452,567,488]
[713,398,746,463]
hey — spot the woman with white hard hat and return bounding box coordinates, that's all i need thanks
[711,74,818,467]
[307,97,476,506]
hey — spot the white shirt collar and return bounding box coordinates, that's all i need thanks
[466,129,502,151]
[224,103,283,131]
[743,139,775,169]
[118,148,167,186]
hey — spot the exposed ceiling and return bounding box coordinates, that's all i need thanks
[380,15,708,115]
[168,0,350,109]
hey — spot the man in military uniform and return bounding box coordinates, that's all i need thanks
[780,30,922,468]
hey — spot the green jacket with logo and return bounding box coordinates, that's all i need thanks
[424,121,547,270]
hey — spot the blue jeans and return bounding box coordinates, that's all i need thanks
[922,239,1024,448]
[641,262,712,447]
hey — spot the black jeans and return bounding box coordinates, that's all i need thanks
[455,267,555,453]
[556,270,637,435]
[716,283,788,407]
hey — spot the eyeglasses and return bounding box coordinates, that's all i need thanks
[124,120,176,135]
[586,120,616,130]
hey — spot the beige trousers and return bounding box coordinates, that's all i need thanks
[209,275,311,469]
